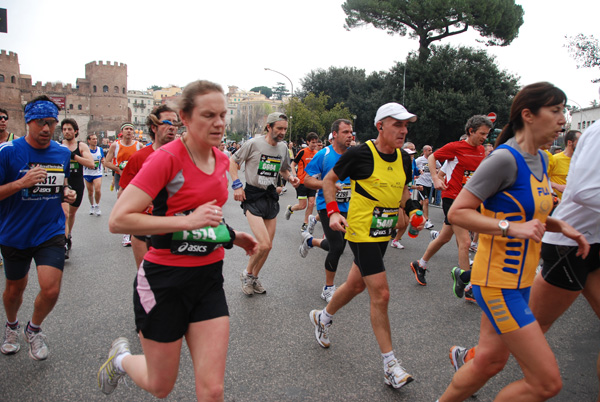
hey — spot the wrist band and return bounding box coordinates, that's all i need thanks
[326,201,340,218]
[231,179,243,190]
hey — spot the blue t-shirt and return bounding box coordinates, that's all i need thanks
[305,145,351,212]
[0,137,71,248]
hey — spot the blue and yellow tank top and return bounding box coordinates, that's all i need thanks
[345,140,406,243]
[471,144,553,289]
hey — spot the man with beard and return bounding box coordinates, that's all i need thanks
[119,105,180,268]
[230,112,299,296]
[61,118,95,259]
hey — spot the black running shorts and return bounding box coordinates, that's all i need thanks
[133,260,229,343]
[242,197,280,220]
[1,235,66,280]
[541,242,600,291]
[348,241,388,277]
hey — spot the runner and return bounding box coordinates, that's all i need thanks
[409,115,491,302]
[0,96,76,360]
[83,133,105,216]
[98,80,257,399]
[299,119,353,302]
[61,118,95,259]
[414,144,440,230]
[119,104,180,269]
[285,132,319,232]
[437,82,589,402]
[309,102,422,389]
[230,112,299,296]
[0,108,18,144]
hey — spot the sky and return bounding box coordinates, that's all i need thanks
[1,0,599,109]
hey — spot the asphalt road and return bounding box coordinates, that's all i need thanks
[0,176,598,401]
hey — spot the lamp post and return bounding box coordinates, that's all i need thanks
[265,67,293,141]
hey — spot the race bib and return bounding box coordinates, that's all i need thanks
[370,207,399,237]
[170,223,231,256]
[70,160,80,171]
[21,163,65,200]
[335,183,352,203]
[257,154,281,178]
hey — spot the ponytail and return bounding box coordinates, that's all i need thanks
[495,123,514,148]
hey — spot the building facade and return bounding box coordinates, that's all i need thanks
[127,90,154,139]
[570,106,600,133]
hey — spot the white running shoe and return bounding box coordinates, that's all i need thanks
[299,231,313,258]
[390,239,405,249]
[122,234,131,247]
[430,230,440,241]
[240,271,254,296]
[424,220,434,229]
[309,310,331,348]
[320,285,336,303]
[95,205,102,216]
[89,205,95,215]
[1,324,21,355]
[384,358,414,389]
[97,337,130,395]
[24,328,48,360]
[307,215,318,235]
[285,205,293,220]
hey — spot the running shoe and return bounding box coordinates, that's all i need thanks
[309,310,331,348]
[252,277,266,294]
[430,230,440,240]
[464,284,476,304]
[307,215,318,235]
[1,324,20,355]
[95,205,102,216]
[285,205,293,220]
[89,205,95,215]
[320,285,336,303]
[410,261,427,286]
[469,242,478,253]
[122,234,131,247]
[24,326,48,360]
[390,240,405,249]
[425,220,434,230]
[384,359,414,389]
[240,271,254,296]
[451,267,466,298]
[449,346,468,372]
[64,243,70,260]
[97,337,130,395]
[110,183,114,191]
[300,223,308,233]
[66,234,72,250]
[299,231,313,258]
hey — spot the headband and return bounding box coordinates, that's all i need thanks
[24,100,59,123]
[120,123,134,131]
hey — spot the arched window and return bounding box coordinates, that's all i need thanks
[122,87,126,94]
[78,105,82,110]
[93,85,97,93]
[11,76,16,83]
[114,86,119,93]
[69,104,74,110]
[0,75,4,82]
[103,85,108,93]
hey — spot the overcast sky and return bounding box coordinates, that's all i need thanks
[2,0,599,109]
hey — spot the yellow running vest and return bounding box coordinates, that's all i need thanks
[345,141,406,243]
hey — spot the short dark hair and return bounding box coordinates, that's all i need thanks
[61,118,79,137]
[0,108,7,117]
[331,119,352,134]
[87,133,97,141]
[465,115,493,135]
[306,132,319,142]
[146,104,178,140]
[565,130,580,145]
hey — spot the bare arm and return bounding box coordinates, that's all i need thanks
[76,142,96,169]
[104,143,120,173]
[323,169,348,232]
[429,153,446,191]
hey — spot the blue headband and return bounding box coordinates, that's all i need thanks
[24,100,59,123]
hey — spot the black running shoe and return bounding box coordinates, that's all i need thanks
[410,261,427,286]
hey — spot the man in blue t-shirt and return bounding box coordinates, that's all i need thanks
[0,96,76,361]
[299,119,354,302]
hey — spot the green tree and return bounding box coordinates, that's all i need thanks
[250,86,274,99]
[148,85,163,91]
[272,82,290,100]
[342,0,524,62]
[566,34,600,83]
[283,93,353,143]
[383,44,519,147]
[299,67,387,141]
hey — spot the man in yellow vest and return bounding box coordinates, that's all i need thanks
[309,102,423,390]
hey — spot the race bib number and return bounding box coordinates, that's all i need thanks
[257,154,281,178]
[21,163,65,200]
[335,183,352,203]
[70,160,80,171]
[370,207,399,237]
[94,160,100,169]
[422,165,430,173]
[170,223,231,256]
[462,170,475,186]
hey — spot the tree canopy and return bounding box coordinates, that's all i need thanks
[342,0,524,62]
[566,34,600,83]
[272,82,290,100]
[250,86,273,99]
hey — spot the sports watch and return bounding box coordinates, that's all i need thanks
[498,220,510,237]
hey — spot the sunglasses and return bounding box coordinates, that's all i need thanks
[0,116,8,121]
[33,119,58,128]
[159,120,182,127]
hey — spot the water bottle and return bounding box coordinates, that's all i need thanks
[407,210,424,238]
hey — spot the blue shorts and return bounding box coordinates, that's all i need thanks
[472,285,535,334]
[1,235,66,280]
[84,175,102,183]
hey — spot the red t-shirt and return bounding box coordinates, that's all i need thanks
[434,140,485,200]
[130,139,230,267]
[120,145,154,189]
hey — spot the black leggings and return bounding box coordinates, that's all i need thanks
[317,209,348,272]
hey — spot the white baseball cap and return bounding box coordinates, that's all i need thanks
[374,103,417,126]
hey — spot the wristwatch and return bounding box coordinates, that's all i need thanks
[498,220,510,237]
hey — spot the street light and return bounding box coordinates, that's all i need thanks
[265,67,293,141]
